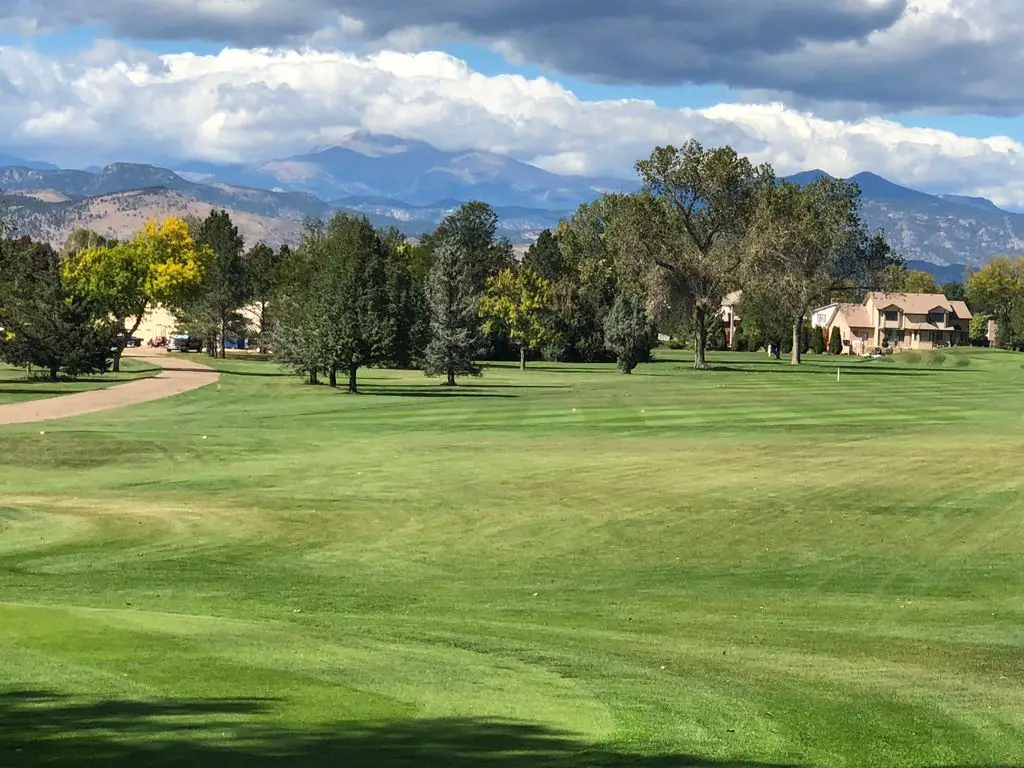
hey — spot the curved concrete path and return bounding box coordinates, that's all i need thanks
[0,349,219,426]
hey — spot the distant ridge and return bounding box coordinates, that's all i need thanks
[4,135,1024,265]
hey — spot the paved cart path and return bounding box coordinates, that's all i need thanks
[0,350,218,426]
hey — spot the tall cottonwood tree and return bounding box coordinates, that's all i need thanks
[744,176,897,364]
[422,238,483,385]
[615,142,771,369]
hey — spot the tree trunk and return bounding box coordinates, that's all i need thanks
[694,308,709,370]
[446,368,456,386]
[308,367,318,385]
[219,316,226,359]
[519,346,526,371]
[791,314,803,365]
[329,367,337,388]
[48,364,59,382]
[114,313,143,373]
[348,364,358,394]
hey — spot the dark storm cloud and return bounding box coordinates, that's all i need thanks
[4,1,1024,113]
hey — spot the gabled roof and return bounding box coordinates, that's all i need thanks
[837,303,873,328]
[949,300,972,320]
[867,292,955,314]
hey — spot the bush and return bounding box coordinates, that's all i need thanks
[811,326,826,354]
[954,356,971,368]
[927,350,946,365]
[664,337,686,350]
[904,351,923,363]
[828,326,843,355]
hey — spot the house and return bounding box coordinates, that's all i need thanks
[811,292,972,355]
[720,290,743,347]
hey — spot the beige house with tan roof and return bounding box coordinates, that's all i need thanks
[812,293,972,355]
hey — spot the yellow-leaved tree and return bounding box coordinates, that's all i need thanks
[63,216,209,370]
[478,265,553,370]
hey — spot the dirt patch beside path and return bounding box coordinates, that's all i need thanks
[0,349,219,426]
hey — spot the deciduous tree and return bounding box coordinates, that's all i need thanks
[744,176,898,365]
[62,216,207,370]
[966,257,1024,349]
[901,269,941,294]
[943,281,967,302]
[615,141,771,369]
[479,265,553,370]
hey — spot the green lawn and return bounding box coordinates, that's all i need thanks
[1,347,1022,767]
[0,358,160,405]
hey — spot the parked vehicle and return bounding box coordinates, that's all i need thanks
[168,333,203,352]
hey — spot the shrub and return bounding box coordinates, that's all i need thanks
[828,326,843,355]
[904,351,923,363]
[927,350,946,365]
[811,326,826,354]
[664,337,686,350]
[954,356,971,368]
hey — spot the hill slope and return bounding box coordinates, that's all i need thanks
[5,138,1024,264]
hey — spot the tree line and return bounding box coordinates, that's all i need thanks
[3,141,921,384]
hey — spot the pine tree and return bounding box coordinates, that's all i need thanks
[603,295,654,374]
[828,325,843,355]
[811,325,827,354]
[422,239,483,385]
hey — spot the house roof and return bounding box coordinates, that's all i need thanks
[868,292,954,314]
[949,300,972,320]
[837,303,873,328]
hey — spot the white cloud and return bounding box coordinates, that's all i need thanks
[1,43,1024,206]
[4,1,1024,113]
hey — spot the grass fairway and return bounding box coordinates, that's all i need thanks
[1,347,1022,767]
[0,358,160,405]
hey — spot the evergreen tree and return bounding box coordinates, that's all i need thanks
[186,209,249,358]
[0,237,117,381]
[318,214,395,392]
[811,325,827,354]
[242,241,284,352]
[522,229,564,283]
[603,294,654,373]
[828,325,843,355]
[422,239,483,386]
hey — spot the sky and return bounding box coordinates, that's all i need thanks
[2,1,1024,206]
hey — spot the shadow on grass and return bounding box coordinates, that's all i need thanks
[0,690,814,768]
[352,387,517,399]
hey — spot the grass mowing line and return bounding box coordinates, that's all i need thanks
[1,348,1023,765]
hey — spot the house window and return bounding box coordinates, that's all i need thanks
[927,311,945,324]
[920,331,931,342]
[885,329,904,343]
[884,310,899,322]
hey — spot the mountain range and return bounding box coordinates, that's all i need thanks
[3,132,1022,276]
